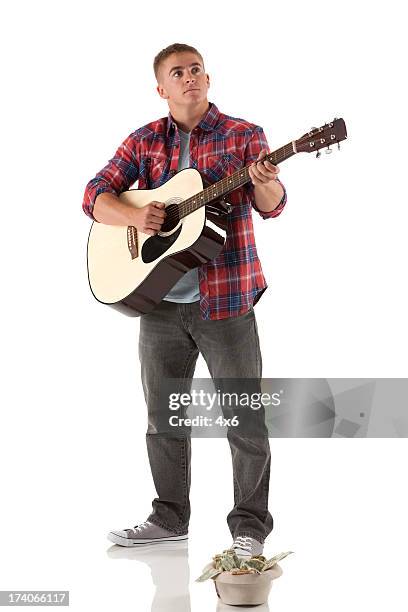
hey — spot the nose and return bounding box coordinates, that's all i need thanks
[185,72,196,85]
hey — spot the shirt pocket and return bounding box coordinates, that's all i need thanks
[143,153,169,188]
[201,152,242,185]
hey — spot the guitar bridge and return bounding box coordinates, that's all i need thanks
[127,226,138,259]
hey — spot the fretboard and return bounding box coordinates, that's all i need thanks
[178,141,296,220]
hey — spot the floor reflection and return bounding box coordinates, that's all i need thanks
[107,541,190,611]
[107,542,271,611]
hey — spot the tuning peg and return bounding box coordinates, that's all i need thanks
[337,142,341,151]
[316,150,321,158]
[325,146,332,154]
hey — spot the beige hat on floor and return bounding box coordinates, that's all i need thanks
[214,562,283,606]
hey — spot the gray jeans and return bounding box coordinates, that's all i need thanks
[138,300,273,544]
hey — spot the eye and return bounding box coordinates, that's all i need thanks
[173,70,182,77]
[192,66,201,73]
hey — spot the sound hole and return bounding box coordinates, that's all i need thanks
[161,203,180,233]
[141,225,182,264]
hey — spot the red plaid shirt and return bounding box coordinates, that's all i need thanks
[83,102,287,320]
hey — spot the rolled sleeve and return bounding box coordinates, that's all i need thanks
[244,126,287,220]
[251,178,287,219]
[82,132,140,221]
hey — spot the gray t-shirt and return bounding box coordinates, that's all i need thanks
[162,127,200,303]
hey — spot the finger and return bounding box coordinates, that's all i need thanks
[257,148,269,161]
[149,208,166,219]
[252,164,269,182]
[147,215,165,228]
[256,162,270,176]
[150,212,166,222]
[147,220,163,230]
[249,165,262,182]
[249,167,258,185]
[148,202,166,216]
[257,162,278,180]
[264,160,279,173]
[249,166,265,185]
[257,159,276,173]
[249,165,258,179]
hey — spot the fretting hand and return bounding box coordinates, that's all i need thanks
[248,148,280,186]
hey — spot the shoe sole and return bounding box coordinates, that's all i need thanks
[107,532,189,547]
[107,540,188,558]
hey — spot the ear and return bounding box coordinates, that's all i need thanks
[156,84,169,100]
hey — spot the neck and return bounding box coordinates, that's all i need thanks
[160,140,297,234]
[169,99,210,132]
[173,143,296,222]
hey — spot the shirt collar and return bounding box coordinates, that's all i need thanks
[166,101,220,137]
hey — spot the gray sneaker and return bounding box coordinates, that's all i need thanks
[107,520,188,547]
[230,536,264,558]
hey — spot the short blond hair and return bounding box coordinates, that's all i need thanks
[153,43,204,80]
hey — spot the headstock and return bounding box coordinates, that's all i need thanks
[296,118,347,157]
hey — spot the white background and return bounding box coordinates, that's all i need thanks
[1,0,407,610]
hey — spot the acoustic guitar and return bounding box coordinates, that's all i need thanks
[87,118,347,316]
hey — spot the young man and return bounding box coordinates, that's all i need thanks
[82,43,287,558]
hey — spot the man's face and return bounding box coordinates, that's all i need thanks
[156,52,210,108]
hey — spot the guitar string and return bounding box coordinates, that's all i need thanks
[163,132,340,225]
[157,145,291,227]
[160,164,280,226]
[153,132,338,228]
[152,147,276,225]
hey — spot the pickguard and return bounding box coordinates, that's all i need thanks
[141,225,182,263]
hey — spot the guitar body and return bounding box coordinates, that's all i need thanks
[87,168,229,317]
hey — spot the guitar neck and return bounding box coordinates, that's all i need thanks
[179,142,296,220]
[177,117,347,220]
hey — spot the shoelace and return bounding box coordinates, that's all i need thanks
[232,536,252,552]
[133,520,152,533]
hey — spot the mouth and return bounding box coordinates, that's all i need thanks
[184,88,200,94]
